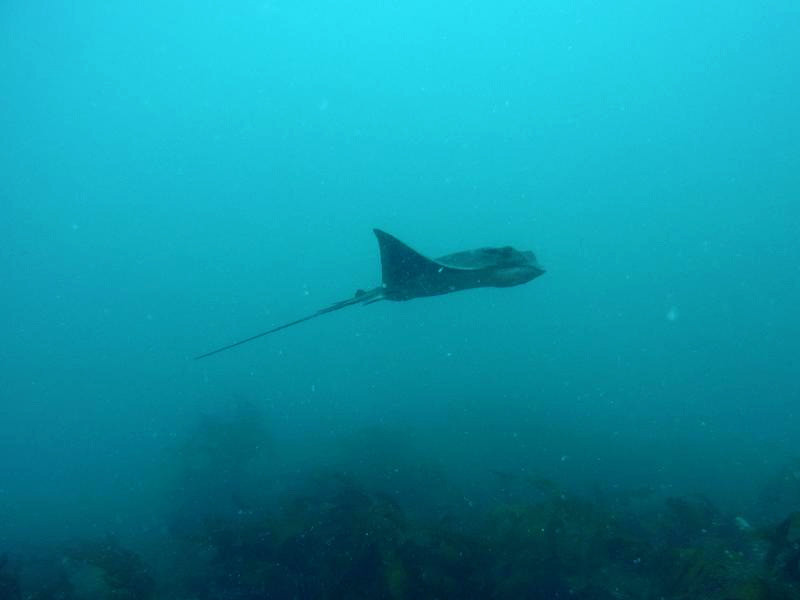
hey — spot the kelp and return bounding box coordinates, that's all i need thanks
[11,478,800,599]
[9,419,800,599]
[158,471,798,600]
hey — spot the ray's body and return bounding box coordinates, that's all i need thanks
[195,229,544,359]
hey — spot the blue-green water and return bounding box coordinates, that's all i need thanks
[2,2,799,597]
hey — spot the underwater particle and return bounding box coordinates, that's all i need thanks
[666,306,679,321]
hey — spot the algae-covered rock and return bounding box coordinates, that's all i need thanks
[766,511,800,582]
[67,537,155,599]
[663,544,740,598]
[479,495,651,599]
[724,576,800,600]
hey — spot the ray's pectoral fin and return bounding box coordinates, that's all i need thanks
[373,229,446,293]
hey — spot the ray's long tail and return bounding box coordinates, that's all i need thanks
[194,288,383,360]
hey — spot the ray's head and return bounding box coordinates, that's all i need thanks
[493,247,545,287]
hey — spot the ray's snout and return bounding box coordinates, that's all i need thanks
[523,251,545,277]
[494,256,545,287]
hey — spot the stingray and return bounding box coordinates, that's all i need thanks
[195,229,545,359]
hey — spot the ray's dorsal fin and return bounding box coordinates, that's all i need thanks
[373,228,443,291]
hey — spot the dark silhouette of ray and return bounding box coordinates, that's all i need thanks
[195,229,545,359]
